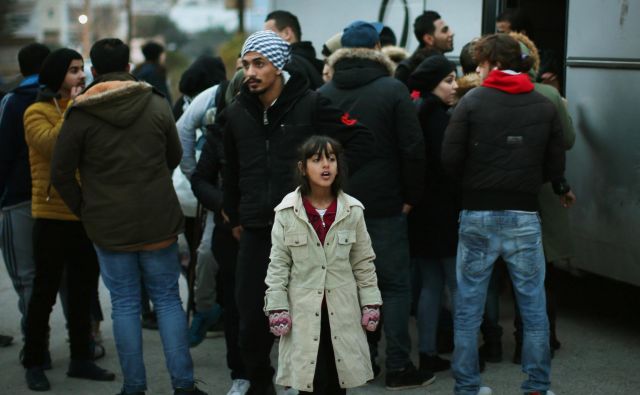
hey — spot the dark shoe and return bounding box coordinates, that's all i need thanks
[385,363,435,390]
[512,344,522,365]
[189,305,222,347]
[0,334,13,347]
[419,353,450,373]
[26,367,50,391]
[91,341,106,361]
[141,312,158,330]
[174,386,208,394]
[479,342,503,363]
[67,360,116,381]
[115,391,145,395]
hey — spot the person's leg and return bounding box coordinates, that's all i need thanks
[212,225,247,381]
[501,213,550,394]
[452,211,500,395]
[545,261,560,351]
[190,213,221,346]
[0,204,36,338]
[65,222,97,362]
[480,260,504,362]
[140,241,195,391]
[236,228,275,395]
[417,257,445,356]
[96,246,147,393]
[22,219,65,368]
[365,215,413,372]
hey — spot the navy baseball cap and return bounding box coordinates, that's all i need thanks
[341,20,384,49]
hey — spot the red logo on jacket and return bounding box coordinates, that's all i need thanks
[340,112,357,126]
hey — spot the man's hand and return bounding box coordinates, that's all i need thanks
[361,305,380,332]
[70,86,84,100]
[401,204,413,215]
[232,225,243,241]
[221,209,230,224]
[560,190,576,208]
[268,310,291,336]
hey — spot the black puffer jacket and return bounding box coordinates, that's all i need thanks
[442,70,567,212]
[289,41,324,89]
[408,93,459,258]
[319,48,425,218]
[222,70,372,228]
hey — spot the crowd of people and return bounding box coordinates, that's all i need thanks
[0,7,575,395]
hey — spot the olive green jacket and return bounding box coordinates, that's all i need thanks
[265,188,382,391]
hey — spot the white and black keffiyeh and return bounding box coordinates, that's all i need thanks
[241,30,291,70]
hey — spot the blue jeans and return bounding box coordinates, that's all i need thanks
[415,256,457,355]
[452,210,550,395]
[366,214,412,370]
[95,242,194,393]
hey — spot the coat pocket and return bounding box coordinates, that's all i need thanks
[336,230,356,259]
[284,232,309,261]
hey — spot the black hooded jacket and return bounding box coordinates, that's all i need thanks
[222,70,373,228]
[288,41,324,89]
[319,48,425,218]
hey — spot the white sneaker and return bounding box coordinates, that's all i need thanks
[283,387,300,395]
[546,391,556,395]
[227,379,251,395]
[478,387,493,395]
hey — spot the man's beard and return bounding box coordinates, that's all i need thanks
[246,78,267,95]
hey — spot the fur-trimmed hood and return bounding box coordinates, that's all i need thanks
[69,73,156,128]
[381,45,410,65]
[327,47,396,89]
[455,73,481,100]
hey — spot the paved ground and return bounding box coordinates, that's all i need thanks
[0,260,639,394]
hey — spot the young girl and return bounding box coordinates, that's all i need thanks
[264,136,382,394]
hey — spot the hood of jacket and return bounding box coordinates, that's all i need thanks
[70,72,155,128]
[291,41,320,62]
[381,45,409,65]
[481,69,534,94]
[12,80,40,98]
[455,73,481,100]
[328,47,395,89]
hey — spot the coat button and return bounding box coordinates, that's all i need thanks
[307,384,311,388]
[326,242,330,245]
[338,359,341,362]
[315,312,320,316]
[330,312,334,315]
[314,337,318,341]
[328,290,331,293]
[310,361,315,364]
[322,266,326,269]
[317,290,322,295]
[295,240,299,244]
[317,242,320,246]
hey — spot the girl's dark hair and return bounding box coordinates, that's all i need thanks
[296,135,347,197]
[473,33,534,72]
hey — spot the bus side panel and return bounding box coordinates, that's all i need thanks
[565,0,640,286]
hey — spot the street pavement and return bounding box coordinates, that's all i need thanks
[1,259,639,394]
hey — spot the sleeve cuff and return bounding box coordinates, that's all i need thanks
[264,291,289,313]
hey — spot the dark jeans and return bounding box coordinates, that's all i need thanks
[23,219,98,367]
[236,227,275,394]
[365,214,412,371]
[299,305,345,395]
[212,224,246,380]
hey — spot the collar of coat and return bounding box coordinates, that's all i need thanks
[275,187,364,223]
[327,47,396,76]
[73,79,152,107]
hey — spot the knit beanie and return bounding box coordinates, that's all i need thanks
[38,48,83,93]
[241,30,291,70]
[408,54,456,93]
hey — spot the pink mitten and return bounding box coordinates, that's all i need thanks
[361,305,380,332]
[268,310,292,336]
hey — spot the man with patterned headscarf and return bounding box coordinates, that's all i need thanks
[220,30,373,395]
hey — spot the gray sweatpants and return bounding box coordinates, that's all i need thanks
[194,211,219,312]
[0,202,36,337]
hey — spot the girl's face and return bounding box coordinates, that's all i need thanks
[304,145,338,192]
[432,71,458,106]
[60,59,85,94]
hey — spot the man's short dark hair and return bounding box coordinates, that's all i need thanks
[18,43,50,77]
[459,41,478,75]
[90,38,130,75]
[141,41,164,62]
[497,8,530,33]
[413,11,441,47]
[265,10,302,41]
[474,33,534,72]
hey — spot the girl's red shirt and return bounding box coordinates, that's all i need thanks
[302,197,338,244]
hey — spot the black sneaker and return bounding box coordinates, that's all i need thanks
[0,334,13,347]
[174,386,208,394]
[385,363,435,390]
[26,366,50,391]
[67,360,116,381]
[479,342,502,363]
[419,353,451,373]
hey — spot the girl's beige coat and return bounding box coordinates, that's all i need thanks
[264,189,382,391]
